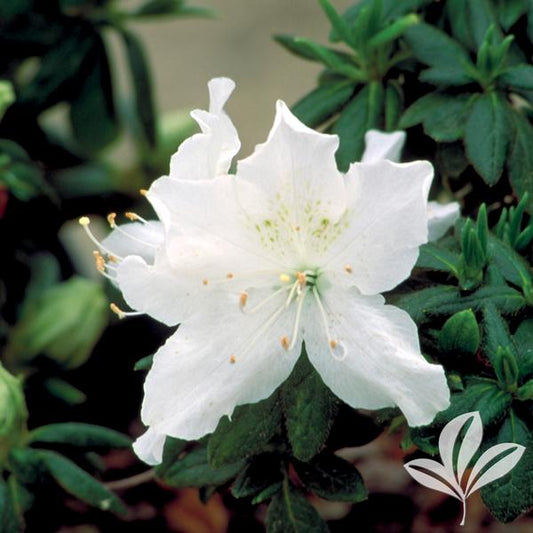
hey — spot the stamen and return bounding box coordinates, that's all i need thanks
[140,189,148,196]
[288,290,306,350]
[230,355,236,364]
[344,264,353,274]
[110,303,143,319]
[240,291,248,308]
[93,250,106,272]
[297,271,306,286]
[125,212,148,224]
[78,216,124,260]
[226,273,234,279]
[107,212,117,228]
[280,336,290,349]
[312,287,347,361]
[279,273,291,283]
[242,286,289,314]
[202,279,209,286]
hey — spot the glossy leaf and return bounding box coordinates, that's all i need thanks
[28,423,131,448]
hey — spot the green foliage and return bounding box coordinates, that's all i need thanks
[438,310,480,355]
[27,423,131,448]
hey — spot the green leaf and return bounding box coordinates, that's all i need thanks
[487,235,532,290]
[291,80,354,129]
[160,445,243,488]
[481,412,533,522]
[481,304,518,363]
[418,66,476,87]
[266,479,327,533]
[438,309,480,355]
[70,32,119,153]
[28,423,131,448]
[208,393,283,468]
[118,29,157,148]
[282,351,338,462]
[293,453,366,503]
[499,64,533,91]
[43,378,86,405]
[231,454,283,499]
[465,93,509,185]
[7,448,46,484]
[416,243,460,274]
[404,22,472,70]
[496,0,528,31]
[0,478,20,533]
[134,354,154,371]
[39,450,126,515]
[332,83,383,171]
[400,93,477,142]
[384,82,403,131]
[514,319,533,379]
[318,0,356,48]
[507,111,533,211]
[154,437,188,478]
[131,0,213,18]
[436,142,469,178]
[467,0,501,48]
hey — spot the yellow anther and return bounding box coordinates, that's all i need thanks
[92,250,105,272]
[279,273,291,283]
[107,212,117,228]
[281,336,290,350]
[294,225,301,232]
[240,292,248,308]
[125,212,139,221]
[139,189,148,196]
[226,273,234,279]
[330,339,338,349]
[297,272,306,286]
[110,303,125,319]
[229,355,236,364]
[108,255,119,263]
[202,279,209,286]
[79,216,90,226]
[344,264,353,274]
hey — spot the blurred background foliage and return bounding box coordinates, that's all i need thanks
[0,0,532,532]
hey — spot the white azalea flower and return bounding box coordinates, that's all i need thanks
[363,130,460,241]
[82,78,450,465]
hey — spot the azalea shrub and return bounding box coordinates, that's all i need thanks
[1,0,533,532]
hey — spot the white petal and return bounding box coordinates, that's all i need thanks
[133,427,167,465]
[138,291,301,448]
[361,130,406,163]
[169,77,240,180]
[324,160,433,294]
[303,288,450,426]
[102,221,164,264]
[428,201,460,241]
[237,100,347,259]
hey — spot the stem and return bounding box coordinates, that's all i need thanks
[104,469,155,491]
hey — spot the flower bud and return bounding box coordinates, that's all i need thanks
[0,363,28,465]
[493,346,519,392]
[438,309,480,355]
[5,277,108,370]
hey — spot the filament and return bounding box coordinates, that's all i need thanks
[312,287,346,361]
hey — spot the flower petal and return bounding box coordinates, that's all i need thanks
[237,100,347,257]
[102,221,164,264]
[303,287,449,426]
[133,427,167,465]
[324,160,433,294]
[136,291,301,461]
[428,201,460,241]
[169,77,240,181]
[361,130,406,163]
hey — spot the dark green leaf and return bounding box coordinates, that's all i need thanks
[416,243,460,274]
[496,0,528,31]
[401,93,477,142]
[161,445,242,488]
[266,480,327,533]
[7,448,46,485]
[404,23,472,70]
[70,33,119,153]
[28,423,131,448]
[332,83,383,171]
[154,437,188,478]
[467,0,501,47]
[499,64,533,91]
[294,453,366,503]
[507,111,533,211]
[436,142,469,178]
[514,319,533,379]
[0,478,20,533]
[118,29,157,147]
[39,450,126,515]
[419,66,476,87]
[132,0,212,18]
[231,455,283,499]
[465,93,510,185]
[481,304,519,368]
[291,80,354,129]
[384,82,403,131]
[319,0,356,48]
[487,235,532,290]
[134,354,153,371]
[282,351,338,462]
[43,378,86,405]
[481,412,533,522]
[252,483,282,504]
[208,393,283,468]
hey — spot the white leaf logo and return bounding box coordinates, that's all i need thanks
[404,411,525,526]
